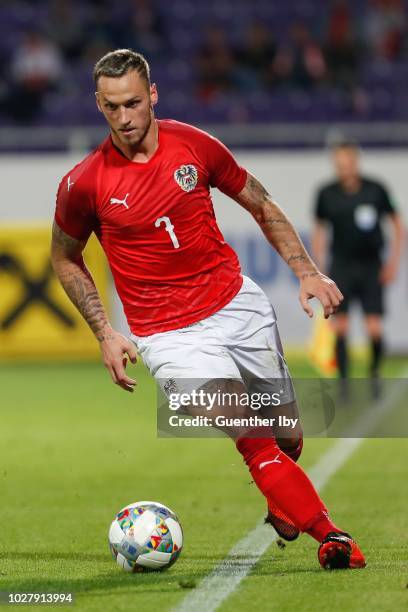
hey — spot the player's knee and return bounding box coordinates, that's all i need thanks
[276,434,303,462]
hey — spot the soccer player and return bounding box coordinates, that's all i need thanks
[51,49,365,570]
[312,142,404,398]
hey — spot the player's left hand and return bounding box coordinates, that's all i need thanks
[299,272,343,319]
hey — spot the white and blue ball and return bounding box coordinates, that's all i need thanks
[108,501,183,572]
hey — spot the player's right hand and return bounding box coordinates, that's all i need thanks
[99,329,137,392]
[299,272,343,319]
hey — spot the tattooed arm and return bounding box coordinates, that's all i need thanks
[234,173,343,318]
[51,221,137,391]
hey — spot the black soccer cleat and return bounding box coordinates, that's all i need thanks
[318,532,366,569]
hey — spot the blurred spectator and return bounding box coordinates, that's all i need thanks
[46,0,85,62]
[234,23,277,89]
[5,31,63,123]
[11,31,63,86]
[196,26,238,100]
[267,46,294,89]
[121,0,168,58]
[324,0,359,91]
[288,21,327,89]
[85,3,119,49]
[365,0,405,62]
[267,22,326,90]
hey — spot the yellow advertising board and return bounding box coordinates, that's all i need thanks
[0,225,108,360]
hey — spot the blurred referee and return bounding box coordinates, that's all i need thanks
[312,141,404,397]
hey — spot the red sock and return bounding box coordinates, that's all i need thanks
[267,437,303,518]
[236,430,340,540]
[303,509,341,542]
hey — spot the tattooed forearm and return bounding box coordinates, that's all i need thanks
[287,254,308,265]
[51,222,111,341]
[264,218,289,227]
[62,268,112,341]
[235,173,318,278]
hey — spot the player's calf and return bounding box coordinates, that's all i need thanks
[264,435,303,540]
[236,431,330,534]
[264,502,300,541]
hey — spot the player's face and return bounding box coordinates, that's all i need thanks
[95,70,158,147]
[333,148,360,183]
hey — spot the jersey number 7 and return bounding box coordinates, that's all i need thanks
[155,216,180,249]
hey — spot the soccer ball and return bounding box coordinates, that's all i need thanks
[108,500,183,572]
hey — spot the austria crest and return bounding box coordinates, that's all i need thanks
[173,164,198,192]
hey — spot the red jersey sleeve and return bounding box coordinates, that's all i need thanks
[54,172,96,241]
[205,134,247,197]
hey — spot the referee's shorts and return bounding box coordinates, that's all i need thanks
[329,259,384,315]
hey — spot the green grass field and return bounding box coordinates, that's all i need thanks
[0,356,407,611]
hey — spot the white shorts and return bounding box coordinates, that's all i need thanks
[131,276,295,405]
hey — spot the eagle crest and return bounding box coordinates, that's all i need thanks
[173,164,198,192]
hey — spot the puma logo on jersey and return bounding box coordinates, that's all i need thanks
[174,164,198,192]
[259,454,282,469]
[110,193,130,209]
[67,176,74,191]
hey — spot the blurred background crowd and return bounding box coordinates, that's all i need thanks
[0,0,407,128]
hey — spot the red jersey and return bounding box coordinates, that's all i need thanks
[55,119,247,336]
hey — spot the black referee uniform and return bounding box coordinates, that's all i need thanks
[315,177,395,315]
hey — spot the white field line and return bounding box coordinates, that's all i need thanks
[175,372,408,612]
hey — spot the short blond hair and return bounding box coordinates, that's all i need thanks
[93,49,150,87]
